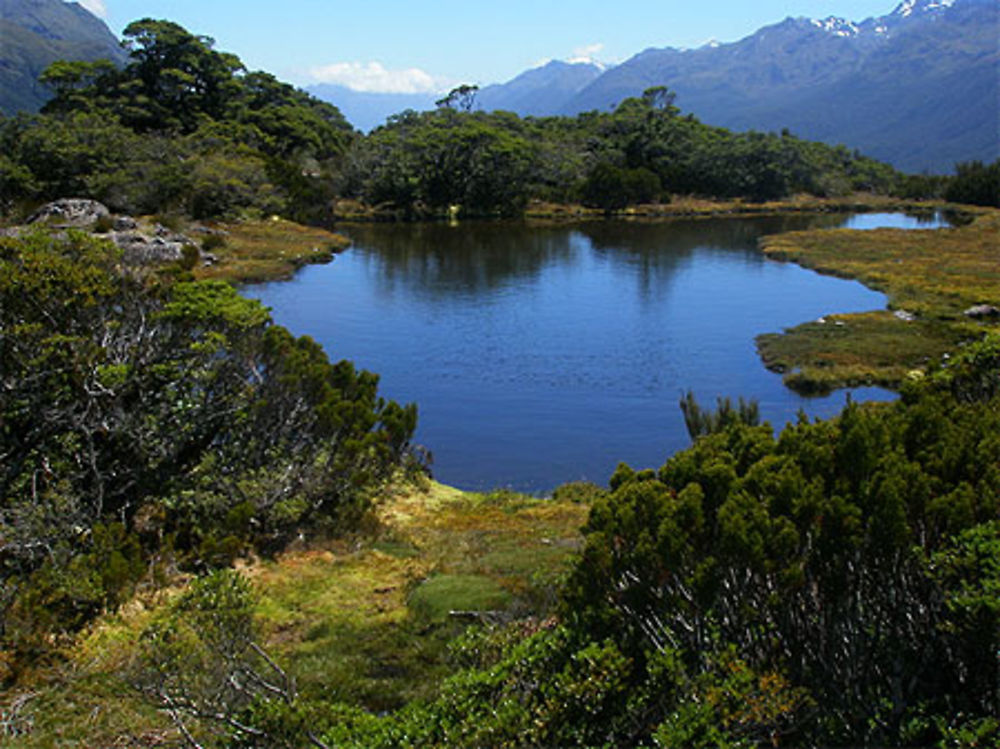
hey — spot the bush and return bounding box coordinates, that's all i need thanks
[0,231,417,653]
[945,160,1000,207]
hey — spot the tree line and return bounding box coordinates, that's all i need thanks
[1,18,995,227]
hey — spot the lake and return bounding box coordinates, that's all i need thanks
[248,212,950,494]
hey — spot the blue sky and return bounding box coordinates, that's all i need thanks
[77,1,901,92]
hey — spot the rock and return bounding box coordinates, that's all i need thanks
[110,231,190,265]
[113,215,138,231]
[190,226,229,236]
[964,304,1000,320]
[894,310,917,322]
[27,199,110,227]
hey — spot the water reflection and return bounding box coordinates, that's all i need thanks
[250,213,947,494]
[344,222,577,299]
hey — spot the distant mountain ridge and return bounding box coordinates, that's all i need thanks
[308,59,605,132]
[305,85,438,132]
[311,0,995,172]
[475,60,604,117]
[0,0,126,115]
[561,0,998,172]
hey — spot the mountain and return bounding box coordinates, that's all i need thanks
[476,60,604,117]
[309,60,605,132]
[0,0,126,115]
[305,84,437,132]
[560,0,998,173]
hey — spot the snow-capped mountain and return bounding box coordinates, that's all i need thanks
[309,0,995,169]
[560,0,997,172]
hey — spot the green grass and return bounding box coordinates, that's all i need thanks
[757,209,999,393]
[408,574,513,622]
[248,482,588,708]
[758,311,969,395]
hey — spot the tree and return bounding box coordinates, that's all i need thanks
[641,85,678,114]
[581,161,660,212]
[945,159,1000,207]
[38,59,117,114]
[436,84,479,113]
[119,19,245,130]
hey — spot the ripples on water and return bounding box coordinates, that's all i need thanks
[248,212,952,494]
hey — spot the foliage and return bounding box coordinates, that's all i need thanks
[562,375,1000,745]
[340,88,902,218]
[945,159,1000,208]
[1,18,355,221]
[302,623,805,748]
[679,390,761,440]
[0,231,416,661]
[581,161,661,212]
[134,569,330,748]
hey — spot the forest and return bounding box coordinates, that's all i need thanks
[0,17,998,748]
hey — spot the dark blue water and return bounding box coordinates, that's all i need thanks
[247,213,949,494]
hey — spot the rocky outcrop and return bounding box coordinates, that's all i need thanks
[27,198,111,227]
[14,200,197,265]
[964,304,1000,320]
[110,230,191,265]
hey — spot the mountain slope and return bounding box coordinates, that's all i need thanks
[562,0,998,172]
[476,60,604,116]
[305,84,437,132]
[0,0,126,115]
[309,60,605,131]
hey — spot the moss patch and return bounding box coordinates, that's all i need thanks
[408,574,513,622]
[245,482,588,709]
[2,479,588,743]
[192,217,351,284]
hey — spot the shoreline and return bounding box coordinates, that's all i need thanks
[210,201,996,400]
[756,208,1000,394]
[332,194,968,224]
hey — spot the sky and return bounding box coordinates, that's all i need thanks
[76,0,902,93]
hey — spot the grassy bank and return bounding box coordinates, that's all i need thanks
[757,208,999,394]
[198,198,959,286]
[192,217,351,284]
[333,194,959,223]
[527,193,957,221]
[1,480,592,746]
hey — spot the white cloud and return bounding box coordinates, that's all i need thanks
[307,61,450,94]
[76,0,108,18]
[568,42,605,64]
